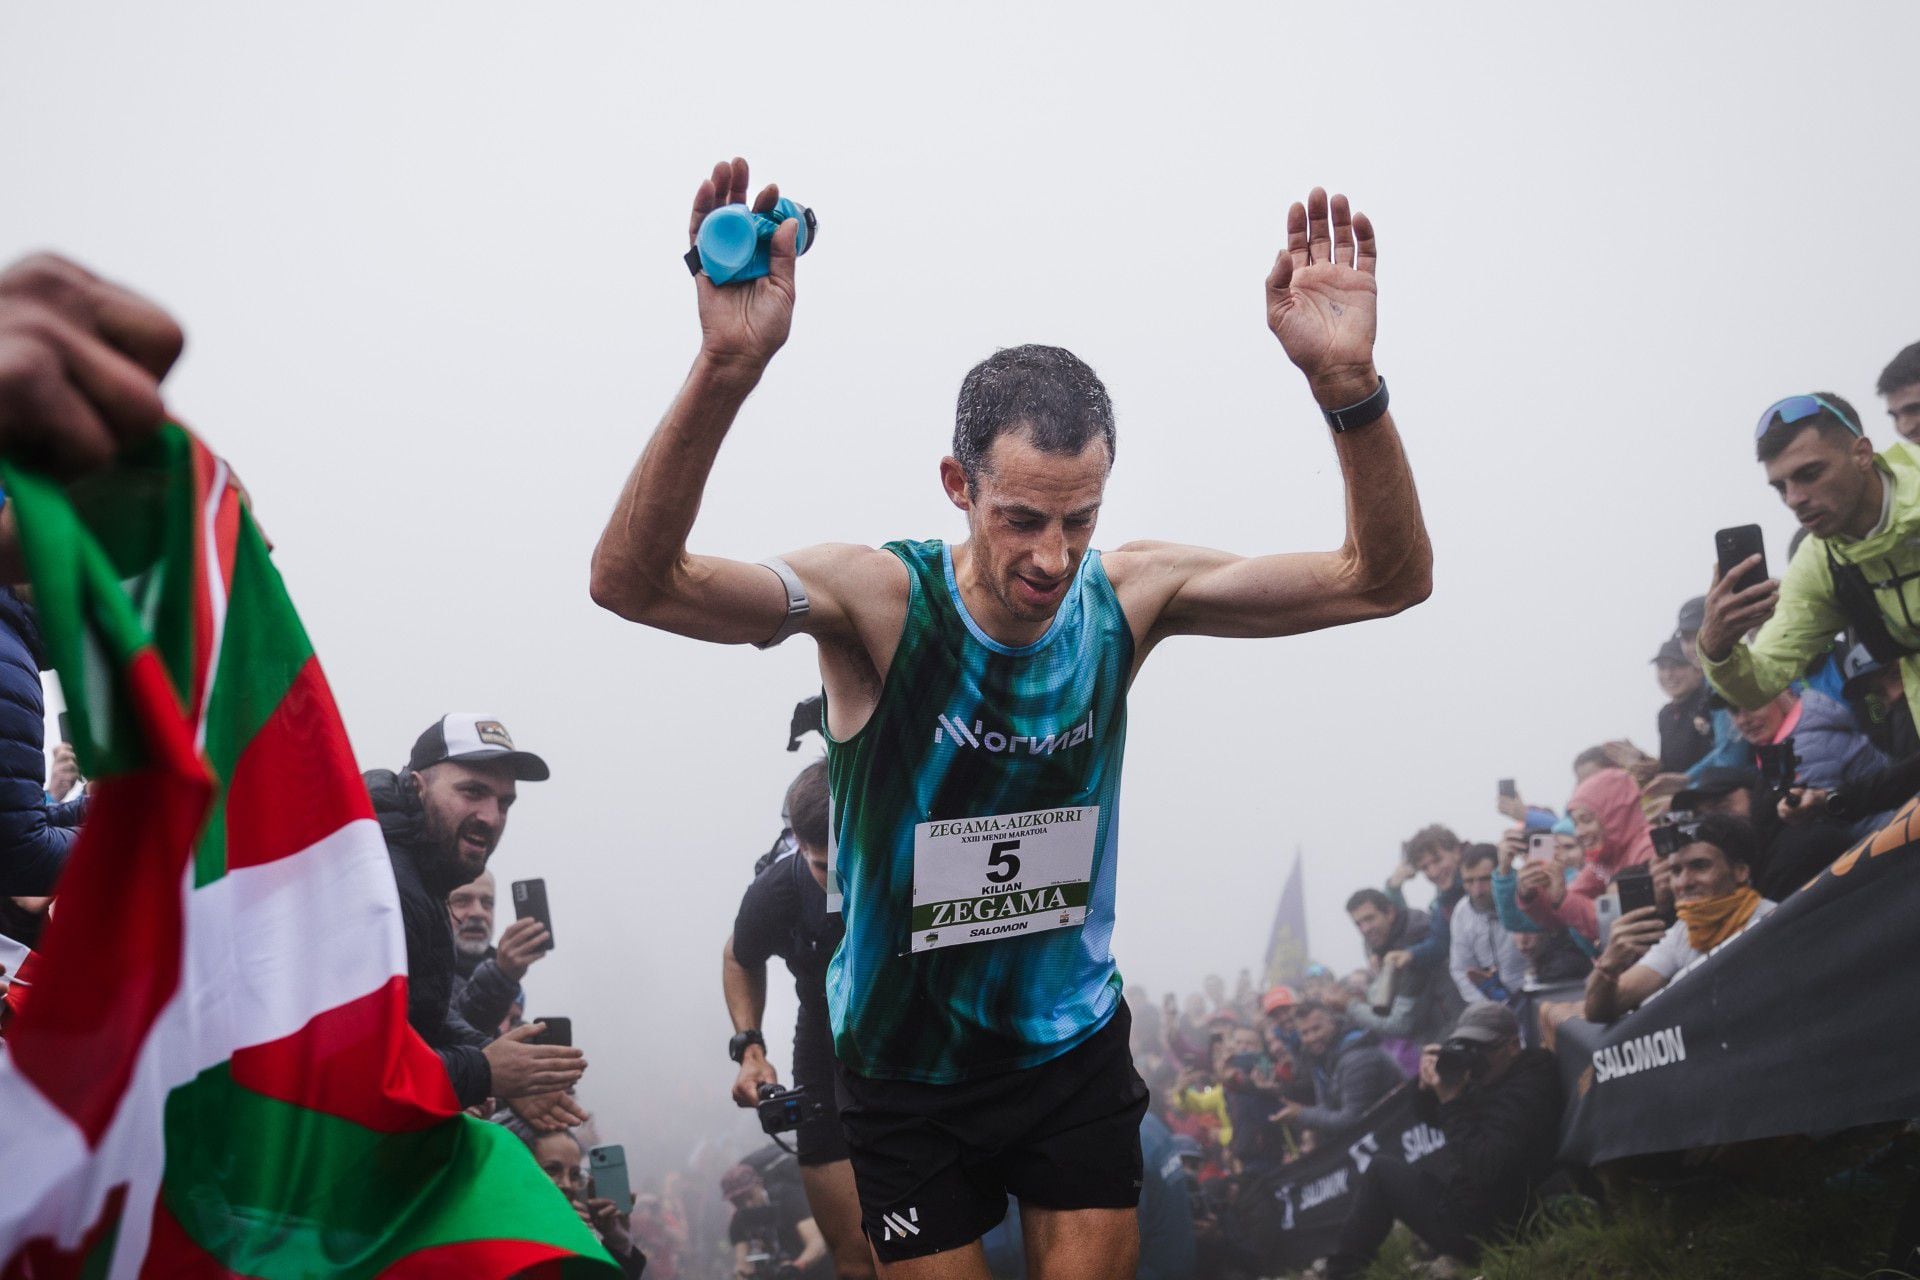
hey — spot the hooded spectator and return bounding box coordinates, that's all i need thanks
[1518,768,1654,941]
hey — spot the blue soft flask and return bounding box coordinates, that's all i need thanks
[694,198,816,285]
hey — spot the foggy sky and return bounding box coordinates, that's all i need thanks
[5,1,1917,1176]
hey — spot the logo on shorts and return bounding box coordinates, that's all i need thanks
[880,1207,920,1242]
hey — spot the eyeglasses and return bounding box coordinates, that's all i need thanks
[1753,394,1860,441]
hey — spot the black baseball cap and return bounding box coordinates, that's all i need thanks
[409,713,550,781]
[1651,636,1688,666]
[1449,1002,1520,1046]
[1676,596,1706,637]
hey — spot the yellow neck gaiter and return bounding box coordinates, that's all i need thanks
[1676,886,1762,953]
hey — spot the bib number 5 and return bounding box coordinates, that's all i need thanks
[986,840,1022,883]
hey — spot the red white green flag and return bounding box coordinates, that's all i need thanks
[0,424,616,1278]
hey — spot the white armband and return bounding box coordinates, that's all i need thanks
[755,557,811,649]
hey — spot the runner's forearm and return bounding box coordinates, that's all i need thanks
[1317,388,1432,610]
[590,354,765,619]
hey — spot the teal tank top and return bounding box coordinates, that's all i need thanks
[824,539,1134,1083]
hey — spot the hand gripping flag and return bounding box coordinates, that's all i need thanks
[0,426,616,1278]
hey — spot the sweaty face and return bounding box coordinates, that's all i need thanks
[1732,694,1794,746]
[1763,427,1877,539]
[1656,660,1702,701]
[1671,841,1746,904]
[416,761,517,882]
[447,869,496,960]
[942,428,1109,632]
[1888,383,1920,446]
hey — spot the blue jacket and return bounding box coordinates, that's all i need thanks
[1776,688,1889,795]
[0,590,86,894]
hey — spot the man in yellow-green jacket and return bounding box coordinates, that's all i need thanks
[1699,390,1920,729]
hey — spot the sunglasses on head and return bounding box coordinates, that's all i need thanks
[1754,394,1860,441]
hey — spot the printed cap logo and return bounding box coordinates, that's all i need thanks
[475,720,514,750]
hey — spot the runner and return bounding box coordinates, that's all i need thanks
[592,157,1432,1280]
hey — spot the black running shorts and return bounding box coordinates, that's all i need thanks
[791,1018,849,1167]
[833,1001,1148,1262]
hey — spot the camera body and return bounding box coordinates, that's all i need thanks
[1651,820,1696,859]
[1434,1036,1491,1088]
[1756,738,1799,797]
[756,1081,824,1136]
[694,199,817,285]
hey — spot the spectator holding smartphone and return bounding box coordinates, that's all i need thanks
[365,714,585,1125]
[1700,389,1920,734]
[1584,815,1777,1022]
[448,867,552,1036]
[1518,768,1654,943]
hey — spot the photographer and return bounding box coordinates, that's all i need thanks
[1324,1004,1563,1280]
[1585,814,1777,1022]
[721,1164,829,1280]
[721,761,868,1280]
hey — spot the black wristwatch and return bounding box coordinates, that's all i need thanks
[729,1029,766,1063]
[1323,375,1389,434]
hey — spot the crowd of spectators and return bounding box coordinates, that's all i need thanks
[7,338,1920,1277]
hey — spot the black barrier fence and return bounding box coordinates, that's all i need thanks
[1230,1084,1448,1272]
[1553,798,1920,1164]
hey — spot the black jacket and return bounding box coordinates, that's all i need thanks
[367,768,493,1106]
[452,945,521,1038]
[1413,1048,1563,1232]
[1294,1028,1407,1145]
[1658,682,1716,775]
[0,590,86,894]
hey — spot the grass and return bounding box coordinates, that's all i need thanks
[1343,1128,1920,1280]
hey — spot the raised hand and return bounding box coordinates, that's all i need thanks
[0,254,183,476]
[689,156,799,371]
[1265,188,1379,406]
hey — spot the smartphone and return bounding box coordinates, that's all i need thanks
[589,1144,632,1210]
[512,879,553,950]
[1715,524,1768,594]
[57,712,71,744]
[1497,778,1517,800]
[528,1016,571,1047]
[1615,868,1658,917]
[1526,832,1558,864]
[1594,894,1621,949]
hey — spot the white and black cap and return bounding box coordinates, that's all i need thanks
[409,713,550,782]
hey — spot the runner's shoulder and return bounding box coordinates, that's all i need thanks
[1102,540,1235,588]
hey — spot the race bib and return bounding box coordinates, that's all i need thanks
[908,806,1098,953]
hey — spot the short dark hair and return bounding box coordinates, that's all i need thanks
[1346,888,1394,917]
[1294,1000,1334,1022]
[952,345,1115,487]
[785,759,830,853]
[1460,843,1497,872]
[1684,813,1758,871]
[1755,391,1863,463]
[1878,343,1920,397]
[1403,824,1460,862]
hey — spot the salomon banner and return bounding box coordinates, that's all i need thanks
[1229,1084,1450,1272]
[1556,800,1920,1165]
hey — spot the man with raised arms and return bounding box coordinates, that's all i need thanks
[591,157,1433,1280]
